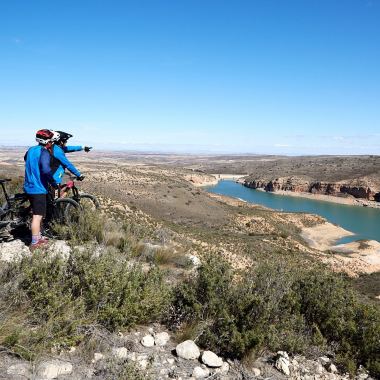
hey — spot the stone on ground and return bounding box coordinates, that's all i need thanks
[176,340,200,360]
[154,331,170,346]
[327,363,338,373]
[201,350,223,367]
[0,240,30,262]
[92,353,104,362]
[192,366,210,379]
[48,240,71,259]
[215,362,230,374]
[112,347,128,359]
[141,334,155,347]
[275,352,290,376]
[6,363,32,377]
[252,367,261,376]
[36,359,73,379]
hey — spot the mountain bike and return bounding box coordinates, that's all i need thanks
[0,178,81,240]
[57,178,100,210]
[0,179,31,238]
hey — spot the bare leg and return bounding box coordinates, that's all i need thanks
[31,215,43,236]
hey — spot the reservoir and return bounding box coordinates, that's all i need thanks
[206,180,380,244]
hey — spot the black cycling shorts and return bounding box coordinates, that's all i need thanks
[28,194,47,217]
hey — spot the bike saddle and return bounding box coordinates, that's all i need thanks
[13,193,28,200]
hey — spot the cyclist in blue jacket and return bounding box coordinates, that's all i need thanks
[24,129,58,250]
[50,131,92,185]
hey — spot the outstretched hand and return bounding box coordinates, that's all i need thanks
[84,146,92,152]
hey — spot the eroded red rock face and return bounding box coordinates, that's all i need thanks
[244,177,380,201]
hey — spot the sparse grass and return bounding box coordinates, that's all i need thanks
[51,207,105,243]
[146,247,191,269]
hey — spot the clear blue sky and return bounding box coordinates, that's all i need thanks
[1,0,379,154]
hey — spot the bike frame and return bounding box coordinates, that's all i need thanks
[57,181,80,201]
[0,181,11,207]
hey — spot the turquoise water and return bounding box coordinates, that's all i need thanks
[206,180,380,244]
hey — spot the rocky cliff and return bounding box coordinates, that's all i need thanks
[244,176,380,201]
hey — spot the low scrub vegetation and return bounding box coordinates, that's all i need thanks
[0,248,172,357]
[170,255,380,376]
[0,206,379,377]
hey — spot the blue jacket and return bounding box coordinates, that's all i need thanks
[24,145,57,194]
[51,145,82,184]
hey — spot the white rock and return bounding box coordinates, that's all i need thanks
[127,352,137,361]
[138,359,149,369]
[276,356,290,376]
[277,351,289,360]
[141,334,155,347]
[315,362,324,374]
[48,240,71,259]
[201,350,223,367]
[148,327,155,334]
[112,347,128,359]
[215,362,230,374]
[0,240,30,262]
[37,360,73,379]
[176,340,200,360]
[167,358,175,365]
[154,331,170,346]
[328,363,338,373]
[292,359,299,368]
[252,367,261,376]
[319,356,330,366]
[7,363,32,376]
[186,254,201,267]
[93,353,104,362]
[160,368,169,375]
[192,366,209,379]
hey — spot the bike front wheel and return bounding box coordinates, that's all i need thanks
[53,198,81,224]
[78,194,100,211]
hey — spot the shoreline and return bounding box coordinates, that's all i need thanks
[189,173,246,187]
[300,222,354,251]
[301,222,380,275]
[252,187,380,210]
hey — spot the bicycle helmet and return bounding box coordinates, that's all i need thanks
[55,131,73,143]
[35,129,54,145]
[50,130,60,143]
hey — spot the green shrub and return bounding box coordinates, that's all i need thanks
[171,255,380,376]
[67,249,173,330]
[0,248,172,356]
[104,361,152,380]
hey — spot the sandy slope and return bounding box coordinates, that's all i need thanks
[301,222,380,275]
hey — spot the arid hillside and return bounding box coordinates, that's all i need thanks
[1,147,380,378]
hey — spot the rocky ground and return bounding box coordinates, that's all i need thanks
[0,239,375,380]
[0,327,373,380]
